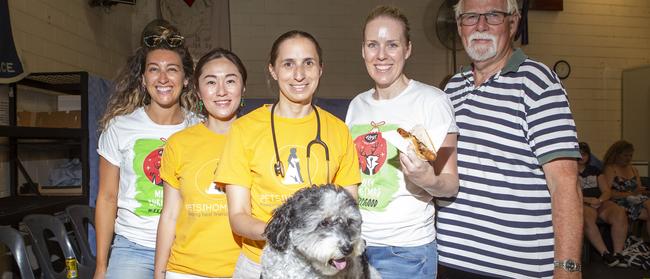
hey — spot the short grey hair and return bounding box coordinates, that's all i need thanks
[454,0,520,18]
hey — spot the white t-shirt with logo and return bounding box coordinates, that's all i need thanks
[97,107,199,248]
[345,80,458,247]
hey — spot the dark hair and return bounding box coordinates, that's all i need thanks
[363,5,411,43]
[194,48,247,88]
[602,140,634,166]
[578,142,591,164]
[268,30,323,67]
[192,48,248,116]
[578,142,591,155]
[99,23,195,130]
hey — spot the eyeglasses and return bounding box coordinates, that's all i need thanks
[143,34,185,48]
[458,11,511,26]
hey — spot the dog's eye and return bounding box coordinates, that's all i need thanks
[319,219,331,227]
[347,218,358,227]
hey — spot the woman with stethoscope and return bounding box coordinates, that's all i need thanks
[214,30,361,279]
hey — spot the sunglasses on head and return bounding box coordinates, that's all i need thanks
[143,34,185,48]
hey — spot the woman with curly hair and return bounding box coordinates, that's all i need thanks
[94,20,200,279]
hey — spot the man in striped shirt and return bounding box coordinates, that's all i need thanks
[436,0,583,278]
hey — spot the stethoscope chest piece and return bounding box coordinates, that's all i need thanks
[274,160,285,177]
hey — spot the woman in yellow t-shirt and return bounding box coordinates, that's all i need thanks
[154,48,246,279]
[215,30,361,279]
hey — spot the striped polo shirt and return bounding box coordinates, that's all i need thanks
[437,48,580,278]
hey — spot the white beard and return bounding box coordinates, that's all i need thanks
[466,32,498,62]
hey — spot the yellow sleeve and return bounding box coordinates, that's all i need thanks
[160,135,181,189]
[333,123,361,186]
[215,123,252,188]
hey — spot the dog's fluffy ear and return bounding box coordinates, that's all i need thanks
[264,201,293,251]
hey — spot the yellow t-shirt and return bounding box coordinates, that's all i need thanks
[215,105,360,263]
[160,123,242,277]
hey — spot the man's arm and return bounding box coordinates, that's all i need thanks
[543,158,582,279]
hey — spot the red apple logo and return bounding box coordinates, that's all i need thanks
[144,148,164,186]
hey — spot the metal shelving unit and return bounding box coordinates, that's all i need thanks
[0,72,89,225]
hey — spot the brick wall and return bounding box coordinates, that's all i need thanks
[231,0,650,157]
[7,0,134,79]
[523,0,650,156]
[6,0,650,157]
[229,0,459,99]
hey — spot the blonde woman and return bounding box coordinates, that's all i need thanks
[345,6,458,278]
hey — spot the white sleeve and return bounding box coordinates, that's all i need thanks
[425,93,458,152]
[439,93,458,133]
[344,97,358,127]
[97,122,121,167]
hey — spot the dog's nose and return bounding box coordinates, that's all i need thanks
[340,244,353,255]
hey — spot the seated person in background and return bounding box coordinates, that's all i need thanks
[602,140,650,238]
[588,151,604,171]
[579,142,628,267]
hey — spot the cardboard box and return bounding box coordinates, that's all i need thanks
[36,111,81,128]
[17,111,37,126]
[58,95,81,111]
[17,110,81,128]
[38,185,82,196]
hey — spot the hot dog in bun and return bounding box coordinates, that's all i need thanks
[397,126,436,161]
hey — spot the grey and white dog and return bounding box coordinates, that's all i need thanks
[261,184,381,279]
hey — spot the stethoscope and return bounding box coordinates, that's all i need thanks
[271,102,330,185]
